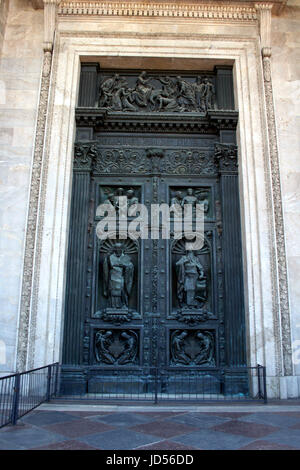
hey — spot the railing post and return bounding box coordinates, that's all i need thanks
[262,366,268,404]
[54,363,59,397]
[46,365,52,402]
[154,368,158,405]
[11,373,21,425]
[257,364,262,399]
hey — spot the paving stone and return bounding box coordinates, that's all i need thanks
[200,412,252,419]
[64,411,114,418]
[32,440,99,450]
[171,429,254,450]
[78,429,160,450]
[254,428,300,448]
[43,418,116,438]
[213,420,279,438]
[135,411,186,419]
[129,420,198,438]
[137,440,199,450]
[90,412,156,427]
[238,412,300,428]
[167,413,230,428]
[21,410,79,426]
[239,440,299,450]
[0,427,67,449]
[0,437,25,450]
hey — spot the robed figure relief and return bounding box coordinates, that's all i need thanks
[103,242,134,309]
[176,250,207,309]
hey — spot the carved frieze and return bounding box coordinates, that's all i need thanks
[74,143,219,176]
[98,72,216,114]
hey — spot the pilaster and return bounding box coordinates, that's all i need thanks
[255,2,292,376]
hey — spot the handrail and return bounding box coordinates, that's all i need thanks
[0,362,59,428]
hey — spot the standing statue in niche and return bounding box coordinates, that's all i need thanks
[176,250,207,309]
[103,242,134,309]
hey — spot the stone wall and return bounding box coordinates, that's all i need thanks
[0,0,43,373]
[272,4,300,379]
[0,0,9,55]
[0,1,299,396]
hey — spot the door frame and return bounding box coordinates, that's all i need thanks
[19,29,289,397]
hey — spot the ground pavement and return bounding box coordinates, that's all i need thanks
[1,403,300,450]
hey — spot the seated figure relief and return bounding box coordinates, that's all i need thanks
[98,72,216,113]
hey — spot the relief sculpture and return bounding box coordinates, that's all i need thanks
[171,237,215,324]
[98,71,216,113]
[170,188,210,216]
[95,329,138,365]
[176,250,207,308]
[97,239,139,324]
[170,330,215,366]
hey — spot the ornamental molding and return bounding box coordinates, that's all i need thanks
[56,1,287,18]
[58,1,258,20]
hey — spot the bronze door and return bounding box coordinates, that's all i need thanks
[61,66,246,395]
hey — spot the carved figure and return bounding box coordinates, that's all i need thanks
[132,71,153,107]
[203,77,215,110]
[176,76,197,111]
[118,331,138,365]
[126,189,139,208]
[154,76,181,111]
[194,332,215,365]
[98,74,119,108]
[95,330,115,364]
[103,242,134,309]
[171,190,183,206]
[103,192,116,208]
[176,250,207,308]
[194,76,206,111]
[196,191,209,213]
[171,330,190,365]
[181,188,198,211]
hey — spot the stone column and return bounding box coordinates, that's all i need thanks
[17,1,60,371]
[255,2,293,376]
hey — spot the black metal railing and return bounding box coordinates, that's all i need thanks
[58,364,267,404]
[0,363,59,428]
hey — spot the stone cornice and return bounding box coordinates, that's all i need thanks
[55,1,287,19]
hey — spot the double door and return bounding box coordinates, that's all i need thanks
[62,132,246,394]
